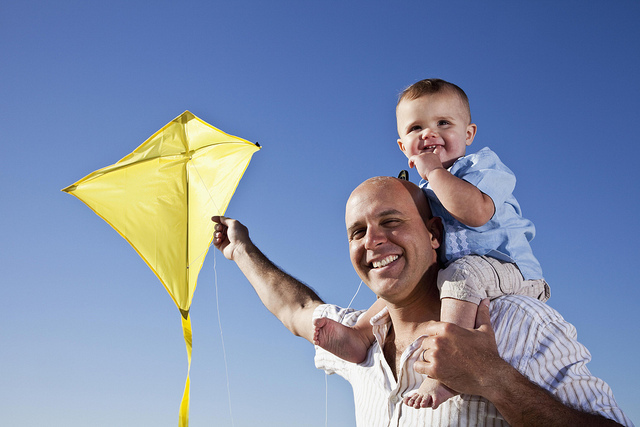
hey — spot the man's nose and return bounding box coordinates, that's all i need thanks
[364,226,387,249]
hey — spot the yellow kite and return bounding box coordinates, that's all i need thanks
[62,111,260,426]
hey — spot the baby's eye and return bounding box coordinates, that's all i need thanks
[409,125,422,132]
[437,120,450,126]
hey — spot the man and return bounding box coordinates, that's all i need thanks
[212,177,632,426]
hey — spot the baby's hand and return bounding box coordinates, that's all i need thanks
[409,151,444,181]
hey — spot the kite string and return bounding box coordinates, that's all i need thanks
[190,161,235,425]
[214,251,235,426]
[187,161,222,270]
[192,161,365,427]
[347,280,364,310]
[324,279,364,427]
[325,372,329,427]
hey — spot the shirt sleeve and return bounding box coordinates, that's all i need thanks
[452,147,516,209]
[494,297,634,426]
[313,304,365,380]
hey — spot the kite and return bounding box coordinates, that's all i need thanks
[62,111,260,426]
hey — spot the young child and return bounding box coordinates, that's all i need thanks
[313,79,550,410]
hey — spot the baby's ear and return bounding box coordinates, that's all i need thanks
[466,123,477,146]
[397,138,407,152]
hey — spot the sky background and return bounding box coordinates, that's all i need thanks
[2,1,639,426]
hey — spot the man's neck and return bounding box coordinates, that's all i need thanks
[382,288,440,377]
[387,299,439,344]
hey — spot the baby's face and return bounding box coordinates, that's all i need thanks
[396,92,476,169]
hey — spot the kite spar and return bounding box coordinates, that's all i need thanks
[62,111,260,426]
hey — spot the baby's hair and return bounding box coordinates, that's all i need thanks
[397,78,472,122]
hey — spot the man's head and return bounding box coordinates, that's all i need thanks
[396,79,477,169]
[345,177,442,304]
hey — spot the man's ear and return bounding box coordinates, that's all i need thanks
[427,216,443,249]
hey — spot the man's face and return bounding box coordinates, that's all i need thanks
[396,92,476,169]
[345,178,440,303]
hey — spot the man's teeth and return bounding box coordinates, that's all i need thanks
[372,255,399,268]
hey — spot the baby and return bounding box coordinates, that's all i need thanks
[314,79,549,409]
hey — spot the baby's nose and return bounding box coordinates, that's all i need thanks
[421,127,437,138]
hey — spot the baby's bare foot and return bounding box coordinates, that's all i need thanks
[403,377,457,410]
[313,317,370,363]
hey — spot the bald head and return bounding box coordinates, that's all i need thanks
[348,177,432,226]
[344,176,442,302]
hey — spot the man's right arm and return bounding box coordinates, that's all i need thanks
[212,216,323,343]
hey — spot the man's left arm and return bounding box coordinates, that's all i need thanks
[212,216,323,342]
[415,300,628,426]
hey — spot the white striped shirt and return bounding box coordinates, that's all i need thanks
[314,296,633,426]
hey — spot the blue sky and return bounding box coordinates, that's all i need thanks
[2,1,639,426]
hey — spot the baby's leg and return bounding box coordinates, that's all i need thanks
[406,256,504,409]
[313,299,383,363]
[440,297,477,328]
[404,298,476,409]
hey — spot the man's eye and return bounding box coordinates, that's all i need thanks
[351,229,365,240]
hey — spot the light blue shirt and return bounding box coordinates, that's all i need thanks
[421,147,543,280]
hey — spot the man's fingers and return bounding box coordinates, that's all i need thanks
[475,298,491,329]
[423,319,443,337]
[413,360,430,376]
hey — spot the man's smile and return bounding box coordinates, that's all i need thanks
[371,254,400,269]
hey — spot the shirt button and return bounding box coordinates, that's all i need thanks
[389,395,399,404]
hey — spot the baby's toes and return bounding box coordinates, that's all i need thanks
[403,393,417,407]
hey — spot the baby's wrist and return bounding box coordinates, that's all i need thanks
[425,166,446,181]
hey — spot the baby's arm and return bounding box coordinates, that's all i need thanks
[411,153,494,227]
[313,299,381,363]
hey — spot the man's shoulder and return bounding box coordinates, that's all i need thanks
[490,295,574,340]
[490,296,580,376]
[491,295,561,321]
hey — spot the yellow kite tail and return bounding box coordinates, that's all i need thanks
[179,312,192,427]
